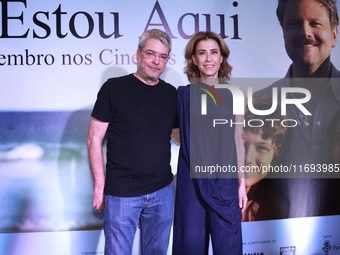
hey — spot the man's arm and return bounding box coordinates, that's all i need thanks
[87,117,109,212]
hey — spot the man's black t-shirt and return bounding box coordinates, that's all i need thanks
[91,74,177,197]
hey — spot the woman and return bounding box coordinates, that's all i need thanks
[172,31,247,255]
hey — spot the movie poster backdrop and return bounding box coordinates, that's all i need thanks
[1,0,340,254]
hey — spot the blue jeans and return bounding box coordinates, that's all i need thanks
[104,182,174,255]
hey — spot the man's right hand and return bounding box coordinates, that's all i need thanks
[93,188,105,212]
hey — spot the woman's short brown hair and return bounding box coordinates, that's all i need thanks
[183,31,232,81]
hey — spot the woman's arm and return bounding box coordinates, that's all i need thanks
[234,92,247,212]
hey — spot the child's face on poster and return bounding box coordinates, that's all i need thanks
[244,130,275,188]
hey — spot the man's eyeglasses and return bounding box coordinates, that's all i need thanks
[140,49,169,63]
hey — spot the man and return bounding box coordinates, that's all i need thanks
[255,0,340,217]
[87,29,177,255]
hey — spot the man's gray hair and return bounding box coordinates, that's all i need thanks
[138,29,172,53]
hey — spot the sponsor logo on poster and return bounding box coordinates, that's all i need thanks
[332,243,340,251]
[280,246,296,255]
[321,231,340,255]
[323,240,332,255]
[81,251,104,255]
